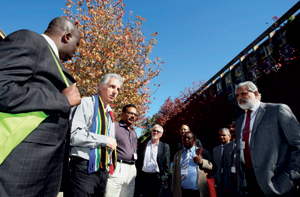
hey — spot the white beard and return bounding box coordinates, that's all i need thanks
[152,135,158,140]
[238,95,257,110]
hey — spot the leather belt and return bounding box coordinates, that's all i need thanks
[117,159,135,165]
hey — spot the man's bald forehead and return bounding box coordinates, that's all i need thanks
[47,17,77,33]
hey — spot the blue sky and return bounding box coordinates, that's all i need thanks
[1,0,298,136]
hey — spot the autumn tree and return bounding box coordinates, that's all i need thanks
[63,0,164,123]
[137,113,158,144]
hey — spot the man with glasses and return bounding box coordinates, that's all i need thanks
[171,125,202,160]
[106,104,138,197]
[134,125,170,197]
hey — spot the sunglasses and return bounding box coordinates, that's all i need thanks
[152,129,162,133]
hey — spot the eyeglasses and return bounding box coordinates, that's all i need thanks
[180,129,189,131]
[126,111,138,117]
[152,129,162,133]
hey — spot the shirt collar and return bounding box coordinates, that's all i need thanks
[148,140,159,146]
[106,104,112,112]
[41,34,59,59]
[183,145,195,152]
[119,120,133,130]
[246,100,260,113]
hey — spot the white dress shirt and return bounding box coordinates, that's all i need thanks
[241,101,260,144]
[41,34,59,58]
[142,140,160,173]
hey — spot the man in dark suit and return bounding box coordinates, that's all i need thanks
[135,124,170,197]
[212,128,231,196]
[0,17,81,197]
[235,81,300,196]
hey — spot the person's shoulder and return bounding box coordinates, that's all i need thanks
[213,144,221,150]
[160,141,170,148]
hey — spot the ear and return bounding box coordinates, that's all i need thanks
[254,91,259,99]
[62,32,72,44]
[98,83,103,91]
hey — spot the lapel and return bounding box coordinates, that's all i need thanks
[217,145,222,164]
[142,140,148,161]
[251,102,266,142]
[157,142,163,168]
[47,44,75,86]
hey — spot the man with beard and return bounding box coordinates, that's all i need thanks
[105,104,138,197]
[134,124,170,197]
[69,73,122,197]
[235,81,300,196]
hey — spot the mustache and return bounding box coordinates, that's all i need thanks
[239,98,248,103]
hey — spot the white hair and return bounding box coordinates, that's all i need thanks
[99,73,124,87]
[153,124,164,133]
[235,81,262,101]
[219,128,231,136]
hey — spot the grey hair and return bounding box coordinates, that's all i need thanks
[235,81,262,101]
[219,128,231,136]
[99,73,124,87]
[153,124,164,133]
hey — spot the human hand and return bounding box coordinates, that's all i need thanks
[193,156,203,165]
[62,83,81,107]
[106,137,117,150]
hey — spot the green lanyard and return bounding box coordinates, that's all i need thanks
[47,45,69,87]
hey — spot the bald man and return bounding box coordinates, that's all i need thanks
[0,17,81,197]
[171,125,203,160]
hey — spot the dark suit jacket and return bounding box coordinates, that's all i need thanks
[136,140,171,188]
[0,30,75,196]
[236,102,300,196]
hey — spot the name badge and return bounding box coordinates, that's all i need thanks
[181,168,188,175]
[133,153,138,160]
[231,166,236,173]
[240,141,245,150]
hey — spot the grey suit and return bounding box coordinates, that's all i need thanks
[0,30,74,197]
[236,102,300,196]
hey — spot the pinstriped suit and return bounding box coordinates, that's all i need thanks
[236,102,300,196]
[0,30,75,197]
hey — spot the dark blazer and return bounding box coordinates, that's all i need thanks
[236,102,300,196]
[212,144,224,188]
[223,140,246,196]
[136,140,171,188]
[0,30,75,196]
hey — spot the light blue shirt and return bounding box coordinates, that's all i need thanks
[181,145,199,190]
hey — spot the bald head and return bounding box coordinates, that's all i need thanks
[44,17,80,61]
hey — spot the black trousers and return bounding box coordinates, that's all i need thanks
[241,163,265,196]
[68,157,109,197]
[134,171,162,197]
[182,188,200,197]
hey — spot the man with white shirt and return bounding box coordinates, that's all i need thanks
[235,81,300,196]
[0,17,81,197]
[134,124,170,197]
[212,128,231,196]
[69,73,122,197]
